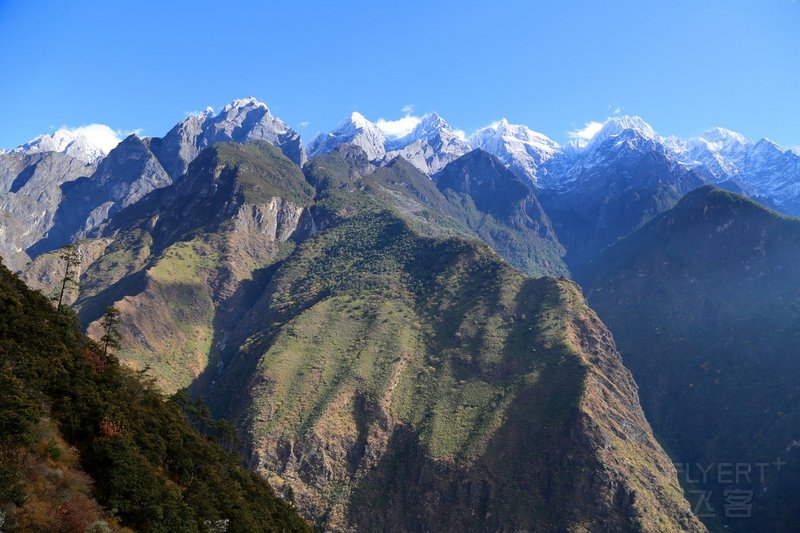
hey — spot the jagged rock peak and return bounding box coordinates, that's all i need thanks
[149,97,307,177]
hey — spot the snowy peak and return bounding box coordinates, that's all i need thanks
[203,97,297,146]
[307,111,387,162]
[307,110,472,174]
[9,124,122,164]
[636,125,800,212]
[469,119,560,184]
[385,113,471,174]
[346,111,374,131]
[702,127,748,146]
[481,118,559,149]
[583,116,659,150]
[221,97,269,114]
[402,113,454,141]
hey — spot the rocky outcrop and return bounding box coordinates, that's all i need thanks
[21,238,111,306]
[0,152,95,270]
[149,98,306,178]
[26,134,172,257]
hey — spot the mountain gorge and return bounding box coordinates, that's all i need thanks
[4,96,800,531]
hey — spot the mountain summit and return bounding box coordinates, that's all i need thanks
[149,97,306,177]
[307,111,388,162]
[469,118,561,185]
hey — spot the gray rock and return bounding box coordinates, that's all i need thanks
[150,98,307,178]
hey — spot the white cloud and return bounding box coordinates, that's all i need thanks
[184,106,214,117]
[376,114,421,138]
[298,121,310,128]
[567,121,603,145]
[375,105,426,139]
[59,124,126,153]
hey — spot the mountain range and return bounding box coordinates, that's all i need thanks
[3,96,800,531]
[5,97,798,276]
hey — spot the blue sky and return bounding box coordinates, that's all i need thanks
[1,0,798,148]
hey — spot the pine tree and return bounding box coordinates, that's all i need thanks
[55,245,81,311]
[99,307,121,358]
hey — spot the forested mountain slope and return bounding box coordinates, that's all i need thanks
[0,261,309,532]
[588,186,800,531]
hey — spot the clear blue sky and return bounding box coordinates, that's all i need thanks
[1,0,798,148]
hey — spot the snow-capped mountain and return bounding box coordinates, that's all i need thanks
[149,97,306,178]
[667,128,800,212]
[469,119,561,185]
[307,112,387,162]
[537,117,705,275]
[577,116,659,152]
[7,124,122,164]
[385,113,471,174]
[308,112,470,174]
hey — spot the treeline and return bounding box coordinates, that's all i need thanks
[0,259,309,532]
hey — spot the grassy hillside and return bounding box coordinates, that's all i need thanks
[588,186,800,532]
[209,210,703,532]
[0,260,310,532]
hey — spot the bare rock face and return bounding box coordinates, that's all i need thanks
[21,238,111,305]
[43,135,171,246]
[0,152,95,270]
[149,98,307,179]
[225,199,304,282]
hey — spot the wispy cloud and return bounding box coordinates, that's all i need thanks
[567,121,604,146]
[298,121,310,128]
[183,106,215,117]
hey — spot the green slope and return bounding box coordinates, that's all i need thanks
[210,210,703,532]
[587,185,800,532]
